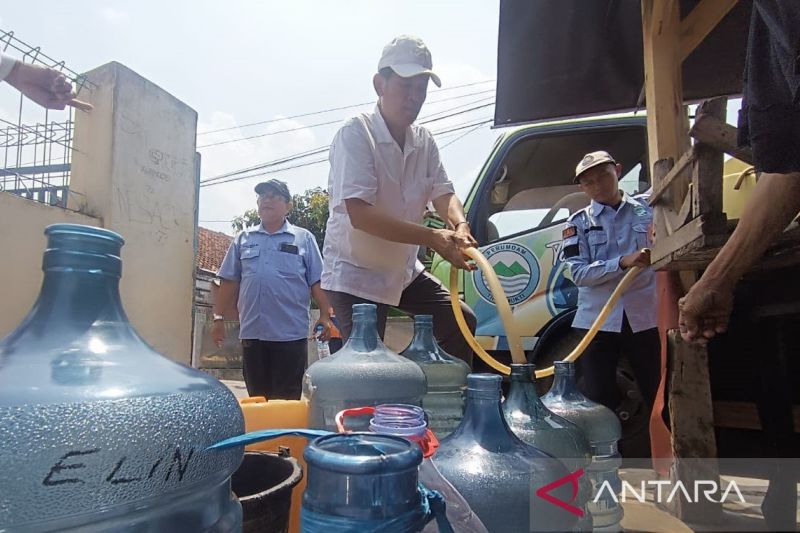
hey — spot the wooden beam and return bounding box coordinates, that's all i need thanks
[677,184,693,225]
[692,98,726,221]
[642,0,690,212]
[680,0,739,60]
[651,215,705,264]
[651,213,728,267]
[690,113,755,165]
[649,149,695,206]
[666,330,722,523]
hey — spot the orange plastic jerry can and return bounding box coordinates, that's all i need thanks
[239,396,310,533]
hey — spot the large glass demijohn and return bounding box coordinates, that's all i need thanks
[400,314,469,438]
[541,361,623,532]
[0,224,244,532]
[503,363,593,531]
[432,373,578,533]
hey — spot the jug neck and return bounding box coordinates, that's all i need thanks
[506,364,546,416]
[24,225,130,328]
[455,375,517,449]
[406,316,448,360]
[343,304,383,352]
[550,362,582,399]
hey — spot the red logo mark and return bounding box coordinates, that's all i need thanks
[535,468,585,517]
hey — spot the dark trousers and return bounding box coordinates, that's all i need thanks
[325,271,477,367]
[241,338,307,400]
[576,313,661,415]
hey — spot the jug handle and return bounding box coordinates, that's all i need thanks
[335,406,376,433]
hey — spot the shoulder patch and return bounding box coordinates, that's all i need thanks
[562,225,577,239]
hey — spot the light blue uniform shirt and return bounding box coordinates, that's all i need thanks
[562,193,657,333]
[218,220,323,342]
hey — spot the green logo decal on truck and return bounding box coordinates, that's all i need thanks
[474,242,539,306]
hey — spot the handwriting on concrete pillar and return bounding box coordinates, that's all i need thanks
[42,446,196,487]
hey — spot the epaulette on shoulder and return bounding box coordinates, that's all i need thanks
[566,206,590,223]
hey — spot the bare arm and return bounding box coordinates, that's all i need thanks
[345,198,474,269]
[213,279,240,317]
[700,174,800,287]
[432,193,478,248]
[432,193,467,229]
[4,58,92,111]
[310,282,333,341]
[679,172,800,343]
[345,198,436,246]
[211,279,239,347]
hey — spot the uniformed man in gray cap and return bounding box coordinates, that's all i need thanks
[213,179,332,399]
[561,151,661,421]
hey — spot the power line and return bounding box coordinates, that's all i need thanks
[196,81,495,136]
[439,122,492,150]
[200,116,495,189]
[200,101,495,184]
[198,98,494,149]
[197,119,341,149]
[419,101,494,125]
[200,145,330,184]
[417,95,494,122]
[201,157,330,187]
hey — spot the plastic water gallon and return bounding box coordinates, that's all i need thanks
[541,361,623,532]
[0,224,244,532]
[303,303,426,431]
[400,315,469,438]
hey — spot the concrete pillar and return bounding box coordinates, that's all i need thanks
[69,62,198,365]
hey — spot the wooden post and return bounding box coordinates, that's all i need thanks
[691,98,727,234]
[666,331,722,523]
[642,0,690,197]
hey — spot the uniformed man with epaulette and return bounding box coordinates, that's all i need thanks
[561,151,661,423]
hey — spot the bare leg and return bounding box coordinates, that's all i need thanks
[678,172,800,344]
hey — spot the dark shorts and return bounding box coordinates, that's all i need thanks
[325,271,477,367]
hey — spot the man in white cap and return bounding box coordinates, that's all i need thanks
[321,35,477,365]
[561,151,661,427]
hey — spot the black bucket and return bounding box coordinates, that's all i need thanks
[232,451,303,533]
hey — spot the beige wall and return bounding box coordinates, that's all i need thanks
[0,193,100,336]
[67,62,199,365]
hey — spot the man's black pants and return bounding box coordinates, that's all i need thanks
[325,271,477,367]
[576,313,661,415]
[241,338,307,400]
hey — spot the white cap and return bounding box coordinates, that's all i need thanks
[574,150,617,182]
[377,35,441,87]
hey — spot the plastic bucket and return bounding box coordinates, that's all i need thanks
[232,451,303,533]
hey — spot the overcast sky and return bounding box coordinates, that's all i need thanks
[1,1,502,235]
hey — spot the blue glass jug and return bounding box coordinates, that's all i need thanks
[541,361,623,532]
[302,432,427,532]
[400,315,469,438]
[433,374,579,533]
[0,224,244,532]
[303,303,427,431]
[503,363,593,531]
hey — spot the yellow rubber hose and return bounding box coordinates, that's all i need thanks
[450,247,643,378]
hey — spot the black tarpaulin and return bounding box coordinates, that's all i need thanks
[495,0,751,127]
